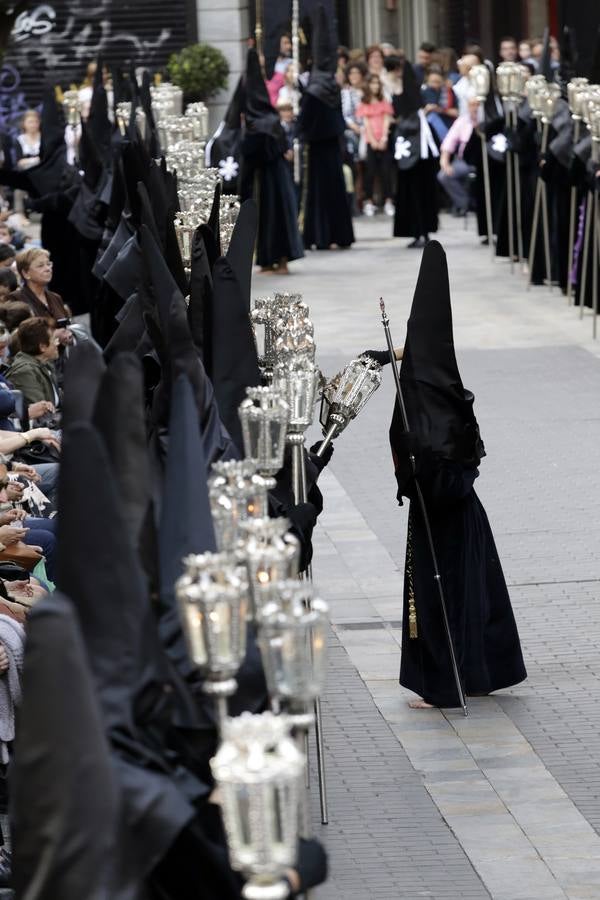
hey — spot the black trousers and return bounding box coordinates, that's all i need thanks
[364,146,392,201]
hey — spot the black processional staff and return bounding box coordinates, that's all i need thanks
[379,298,468,718]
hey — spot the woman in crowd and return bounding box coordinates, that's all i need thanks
[341,60,366,206]
[7,249,72,347]
[14,111,41,172]
[6,318,60,410]
[356,74,394,216]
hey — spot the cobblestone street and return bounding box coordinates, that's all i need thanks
[265,215,600,900]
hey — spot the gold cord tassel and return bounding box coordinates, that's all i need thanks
[406,510,418,639]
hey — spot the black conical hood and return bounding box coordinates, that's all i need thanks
[590,28,600,83]
[392,241,484,486]
[558,26,577,88]
[40,84,65,161]
[539,27,553,82]
[88,56,113,165]
[210,255,261,454]
[188,227,214,357]
[312,3,336,74]
[396,61,421,116]
[140,69,161,158]
[305,4,340,108]
[11,593,139,900]
[61,340,106,430]
[55,423,197,868]
[225,75,244,129]
[206,181,222,256]
[158,375,217,677]
[78,120,105,189]
[244,48,281,136]
[93,353,151,544]
[226,198,257,313]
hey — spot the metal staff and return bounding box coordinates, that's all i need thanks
[291,0,301,184]
[511,104,525,267]
[288,431,329,825]
[527,113,553,292]
[567,116,582,305]
[379,299,468,718]
[504,104,515,273]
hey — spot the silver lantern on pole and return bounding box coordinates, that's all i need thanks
[239,518,300,621]
[317,356,383,457]
[209,460,269,551]
[211,711,304,900]
[496,62,526,270]
[468,64,494,258]
[238,387,290,489]
[176,551,249,726]
[527,82,560,294]
[258,581,328,718]
[566,78,590,304]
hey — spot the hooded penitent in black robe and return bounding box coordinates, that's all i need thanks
[11,593,142,900]
[387,242,526,707]
[297,5,354,250]
[206,76,243,195]
[392,62,438,241]
[239,49,303,268]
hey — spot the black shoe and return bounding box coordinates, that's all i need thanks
[407,237,426,249]
[480,237,489,246]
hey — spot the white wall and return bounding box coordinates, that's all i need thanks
[196,0,249,129]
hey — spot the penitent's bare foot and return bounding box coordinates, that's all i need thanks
[408,698,435,709]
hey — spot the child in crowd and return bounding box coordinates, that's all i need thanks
[421,65,458,141]
[356,73,394,216]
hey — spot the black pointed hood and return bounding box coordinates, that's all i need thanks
[206,77,243,194]
[590,27,600,83]
[210,255,261,454]
[40,84,66,161]
[391,242,485,492]
[558,26,577,91]
[158,375,217,677]
[140,69,162,158]
[243,48,282,137]
[305,4,340,109]
[11,593,140,900]
[206,180,222,256]
[395,60,421,117]
[188,227,214,357]
[226,198,258,313]
[225,75,245,129]
[93,353,151,544]
[88,56,113,165]
[55,422,197,871]
[61,340,106,430]
[539,27,553,82]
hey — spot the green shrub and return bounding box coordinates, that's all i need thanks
[167,43,229,102]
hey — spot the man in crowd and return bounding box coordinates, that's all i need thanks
[413,40,436,83]
[498,35,518,62]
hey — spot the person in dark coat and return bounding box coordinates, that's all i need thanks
[365,241,526,708]
[239,49,303,274]
[296,5,354,251]
[392,61,439,247]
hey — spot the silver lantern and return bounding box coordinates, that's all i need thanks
[317,356,382,456]
[238,387,290,488]
[271,358,319,433]
[468,64,490,102]
[176,551,249,724]
[239,518,300,621]
[62,90,81,127]
[209,460,269,551]
[211,711,304,900]
[258,581,328,713]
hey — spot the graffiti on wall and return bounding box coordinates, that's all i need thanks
[1,0,178,135]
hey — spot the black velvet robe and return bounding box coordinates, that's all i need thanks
[239,131,304,267]
[297,93,354,249]
[399,460,527,708]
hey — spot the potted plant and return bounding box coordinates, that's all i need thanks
[167,43,229,103]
